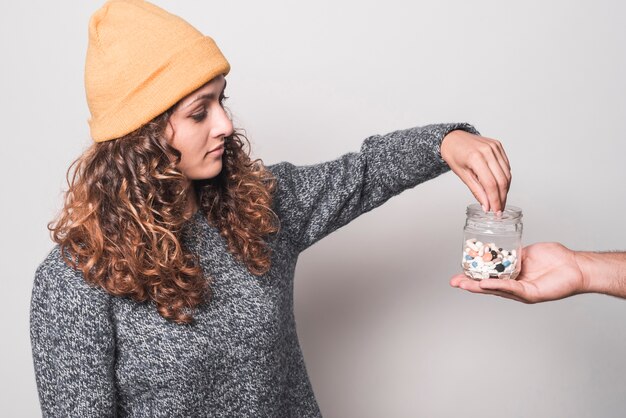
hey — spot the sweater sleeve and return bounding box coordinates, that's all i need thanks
[269,122,479,253]
[30,249,117,417]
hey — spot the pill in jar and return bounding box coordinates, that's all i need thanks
[461,204,523,280]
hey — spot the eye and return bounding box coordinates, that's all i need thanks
[219,94,229,107]
[191,109,207,122]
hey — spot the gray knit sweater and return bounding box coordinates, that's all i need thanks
[31,122,477,417]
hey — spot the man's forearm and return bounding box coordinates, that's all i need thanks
[577,251,626,298]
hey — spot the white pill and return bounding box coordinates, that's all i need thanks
[466,240,478,251]
[476,241,484,248]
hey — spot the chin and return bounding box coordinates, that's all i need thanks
[198,165,223,180]
[184,160,223,181]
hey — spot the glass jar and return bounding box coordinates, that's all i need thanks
[461,204,523,280]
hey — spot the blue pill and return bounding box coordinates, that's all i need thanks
[471,261,478,268]
[465,255,472,260]
[503,260,511,267]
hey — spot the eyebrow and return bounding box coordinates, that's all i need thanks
[183,79,228,109]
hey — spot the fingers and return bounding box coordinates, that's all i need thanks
[478,279,532,303]
[468,140,512,213]
[468,154,502,212]
[491,139,512,200]
[450,274,467,287]
[443,131,512,212]
[489,141,512,209]
[478,288,526,303]
[492,140,511,174]
[484,156,509,211]
[489,140,511,186]
[450,276,527,303]
[456,169,490,212]
[479,278,524,294]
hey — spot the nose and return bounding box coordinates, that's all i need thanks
[214,105,234,139]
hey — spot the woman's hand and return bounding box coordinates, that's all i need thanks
[441,130,511,212]
[449,243,586,303]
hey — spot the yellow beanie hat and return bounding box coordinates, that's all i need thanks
[85,0,230,142]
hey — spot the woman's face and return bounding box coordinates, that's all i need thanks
[165,75,232,180]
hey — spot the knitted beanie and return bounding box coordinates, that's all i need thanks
[85,0,230,142]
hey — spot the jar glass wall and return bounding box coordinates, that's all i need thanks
[461,204,523,280]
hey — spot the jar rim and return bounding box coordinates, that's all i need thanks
[466,203,522,222]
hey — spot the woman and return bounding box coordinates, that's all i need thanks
[30,0,511,416]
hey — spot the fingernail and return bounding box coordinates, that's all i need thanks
[482,204,488,212]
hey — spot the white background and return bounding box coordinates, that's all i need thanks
[2,0,625,416]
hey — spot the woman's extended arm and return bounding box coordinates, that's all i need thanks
[269,123,510,253]
[30,248,117,417]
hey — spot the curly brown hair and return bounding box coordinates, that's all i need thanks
[49,109,280,324]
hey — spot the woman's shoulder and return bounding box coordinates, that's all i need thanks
[265,161,302,210]
[33,245,110,302]
[265,161,295,180]
[265,160,317,195]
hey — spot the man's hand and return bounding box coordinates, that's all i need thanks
[449,243,626,303]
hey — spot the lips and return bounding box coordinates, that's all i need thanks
[206,143,224,155]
